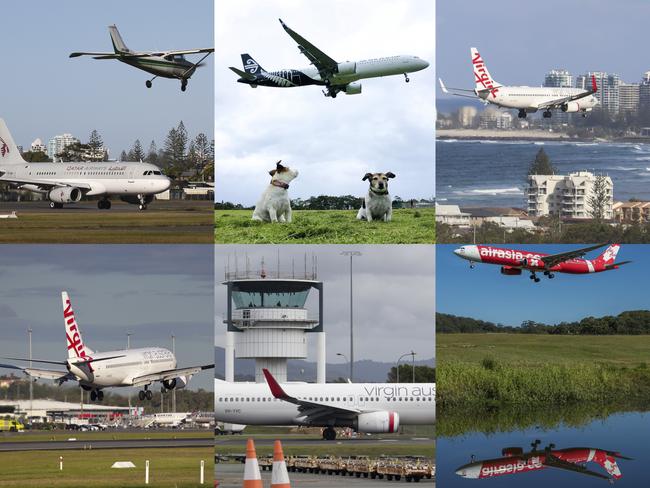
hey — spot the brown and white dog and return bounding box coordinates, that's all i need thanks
[252,161,298,223]
[356,172,395,222]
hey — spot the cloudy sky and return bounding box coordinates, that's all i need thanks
[0,0,213,157]
[438,0,650,97]
[0,246,214,391]
[214,0,435,206]
[215,245,435,377]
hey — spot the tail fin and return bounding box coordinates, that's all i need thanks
[593,244,620,268]
[0,119,26,165]
[241,53,263,75]
[62,291,94,360]
[108,25,130,54]
[471,47,502,94]
[592,450,623,480]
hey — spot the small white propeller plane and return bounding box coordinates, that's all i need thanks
[439,47,599,119]
[70,25,214,91]
[229,19,429,98]
[0,292,214,402]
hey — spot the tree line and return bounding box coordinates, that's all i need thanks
[437,311,650,335]
[215,195,430,210]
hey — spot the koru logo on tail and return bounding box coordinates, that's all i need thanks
[0,137,9,157]
[245,58,259,74]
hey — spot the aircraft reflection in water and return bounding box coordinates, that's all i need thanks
[455,440,631,483]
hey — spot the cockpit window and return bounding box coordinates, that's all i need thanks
[153,170,162,175]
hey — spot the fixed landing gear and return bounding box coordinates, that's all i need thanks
[138,386,153,401]
[97,198,111,210]
[181,79,188,92]
[322,427,337,441]
[49,202,63,209]
[404,73,410,83]
[529,272,541,283]
[518,109,527,119]
[145,75,158,89]
[543,110,552,118]
[90,390,104,402]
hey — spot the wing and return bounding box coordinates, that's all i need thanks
[0,363,73,383]
[131,364,214,387]
[263,368,360,424]
[439,78,477,98]
[537,75,598,109]
[160,48,214,56]
[69,51,117,58]
[543,453,611,481]
[538,243,609,269]
[0,176,92,191]
[278,19,338,81]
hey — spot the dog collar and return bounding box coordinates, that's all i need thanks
[271,180,289,189]
[370,187,388,195]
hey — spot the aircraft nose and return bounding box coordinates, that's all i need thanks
[455,464,481,478]
[453,248,463,257]
[160,178,171,192]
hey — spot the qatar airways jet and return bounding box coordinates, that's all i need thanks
[439,47,599,119]
[0,119,170,210]
[229,19,429,98]
[454,243,630,282]
[456,440,630,482]
[0,292,213,402]
[215,369,435,440]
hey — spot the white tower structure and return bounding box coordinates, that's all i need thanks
[223,258,325,384]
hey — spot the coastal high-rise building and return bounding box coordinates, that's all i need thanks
[619,83,640,114]
[47,133,79,161]
[527,171,613,219]
[457,106,478,127]
[576,72,620,114]
[639,71,650,111]
[478,107,512,130]
[544,69,573,124]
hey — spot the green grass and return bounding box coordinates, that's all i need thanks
[0,447,213,487]
[1,430,213,443]
[214,209,435,243]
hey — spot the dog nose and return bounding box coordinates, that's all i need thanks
[378,182,384,189]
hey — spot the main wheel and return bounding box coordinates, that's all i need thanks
[405,77,410,82]
[90,390,97,401]
[534,277,541,283]
[322,427,336,440]
[139,204,147,211]
[145,390,153,400]
[518,110,527,119]
[138,390,146,401]
[146,80,152,88]
[97,390,104,401]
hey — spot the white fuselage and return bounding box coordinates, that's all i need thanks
[481,86,599,112]
[299,55,429,84]
[0,161,170,196]
[71,347,176,388]
[215,380,435,426]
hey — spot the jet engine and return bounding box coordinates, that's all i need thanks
[344,82,362,95]
[337,61,356,76]
[561,102,581,113]
[163,376,189,390]
[502,447,524,457]
[355,411,399,433]
[48,186,82,203]
[500,266,522,276]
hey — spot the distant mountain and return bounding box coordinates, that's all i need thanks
[214,347,435,382]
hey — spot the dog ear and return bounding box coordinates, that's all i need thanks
[362,173,373,181]
[269,169,277,176]
[385,172,396,179]
[276,160,286,172]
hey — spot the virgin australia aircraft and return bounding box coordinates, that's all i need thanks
[70,25,214,91]
[439,47,599,118]
[0,119,170,210]
[215,369,435,440]
[0,292,213,402]
[229,19,429,98]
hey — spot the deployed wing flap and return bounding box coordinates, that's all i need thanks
[131,364,214,387]
[278,18,338,79]
[538,243,609,269]
[0,363,72,383]
[543,453,611,481]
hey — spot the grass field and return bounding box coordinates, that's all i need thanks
[214,208,435,244]
[1,430,213,443]
[0,447,213,487]
[438,334,650,409]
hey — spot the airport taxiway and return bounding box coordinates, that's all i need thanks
[0,436,213,451]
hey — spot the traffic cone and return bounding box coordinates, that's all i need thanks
[271,440,291,488]
[243,438,263,488]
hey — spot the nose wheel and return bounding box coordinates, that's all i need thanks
[469,262,475,269]
[181,79,188,92]
[404,73,410,83]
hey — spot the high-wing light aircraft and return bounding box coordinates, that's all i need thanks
[439,47,599,118]
[0,119,170,210]
[456,439,630,482]
[229,19,429,98]
[70,25,213,91]
[454,243,629,282]
[0,292,213,402]
[215,368,435,440]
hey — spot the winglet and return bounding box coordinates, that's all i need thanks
[263,368,289,399]
[591,74,598,93]
[438,78,449,94]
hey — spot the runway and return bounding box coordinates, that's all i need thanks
[216,435,434,448]
[0,199,212,213]
[0,436,213,451]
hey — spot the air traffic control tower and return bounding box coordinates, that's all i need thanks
[223,260,325,383]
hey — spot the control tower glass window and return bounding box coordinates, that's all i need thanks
[232,290,309,309]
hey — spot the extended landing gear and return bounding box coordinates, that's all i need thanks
[404,73,410,83]
[181,79,188,92]
[543,110,552,118]
[49,202,64,209]
[138,386,153,401]
[90,390,104,402]
[529,272,541,283]
[322,427,337,441]
[137,194,148,211]
[543,271,555,279]
[97,198,111,210]
[469,262,475,269]
[518,109,527,119]
[145,75,158,89]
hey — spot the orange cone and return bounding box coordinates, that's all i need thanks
[243,438,263,488]
[271,440,291,488]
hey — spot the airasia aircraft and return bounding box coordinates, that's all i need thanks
[454,243,629,282]
[455,440,630,482]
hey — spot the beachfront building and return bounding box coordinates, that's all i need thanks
[479,107,512,130]
[435,204,471,227]
[47,133,80,161]
[544,69,573,125]
[619,83,640,114]
[576,72,620,114]
[613,201,650,223]
[526,171,613,219]
[457,106,478,127]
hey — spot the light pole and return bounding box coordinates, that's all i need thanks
[336,353,349,381]
[396,351,416,383]
[28,327,32,418]
[127,333,132,350]
[340,251,361,382]
[171,334,176,413]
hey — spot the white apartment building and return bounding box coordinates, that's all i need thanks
[47,133,79,161]
[30,138,48,154]
[576,72,620,114]
[619,82,640,114]
[527,171,613,219]
[457,106,478,127]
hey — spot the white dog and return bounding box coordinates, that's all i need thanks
[356,172,395,222]
[252,161,298,223]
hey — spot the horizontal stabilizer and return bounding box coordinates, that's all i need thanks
[229,66,256,81]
